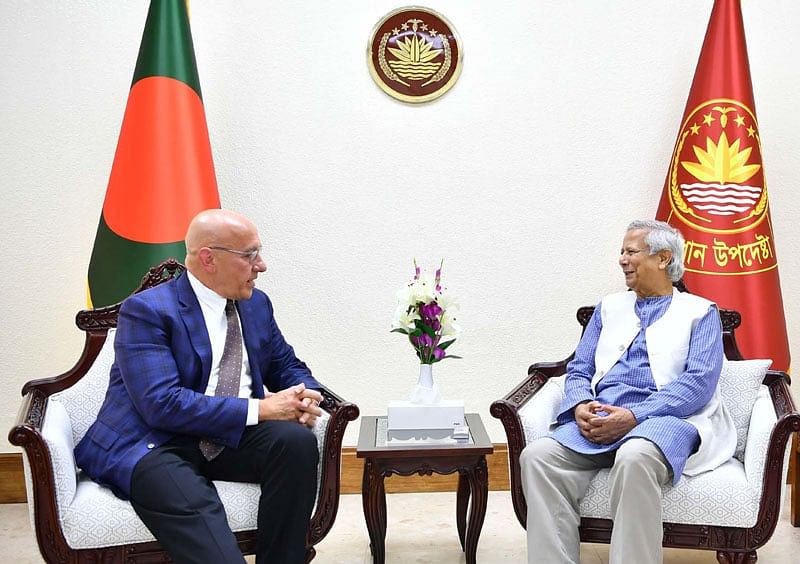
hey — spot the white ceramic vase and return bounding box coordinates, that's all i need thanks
[409,363,441,404]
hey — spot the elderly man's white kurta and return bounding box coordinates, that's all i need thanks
[550,289,736,483]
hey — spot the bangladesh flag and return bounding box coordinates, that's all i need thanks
[87,0,220,308]
[654,0,789,371]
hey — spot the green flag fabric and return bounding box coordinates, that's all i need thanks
[87,0,220,307]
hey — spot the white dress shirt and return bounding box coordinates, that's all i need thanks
[187,271,260,425]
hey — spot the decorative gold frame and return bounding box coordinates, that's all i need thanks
[367,6,463,103]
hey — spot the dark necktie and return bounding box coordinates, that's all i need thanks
[199,299,243,461]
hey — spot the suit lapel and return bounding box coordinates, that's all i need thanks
[237,298,265,398]
[176,273,213,389]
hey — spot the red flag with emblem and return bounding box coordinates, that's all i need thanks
[655,0,789,371]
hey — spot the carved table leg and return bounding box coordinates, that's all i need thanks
[456,470,470,550]
[362,459,387,564]
[716,550,757,563]
[379,474,387,540]
[464,456,489,564]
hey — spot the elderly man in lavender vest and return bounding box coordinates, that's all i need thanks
[520,219,736,564]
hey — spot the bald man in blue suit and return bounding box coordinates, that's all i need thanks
[75,209,323,564]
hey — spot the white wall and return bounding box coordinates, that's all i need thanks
[2,1,798,451]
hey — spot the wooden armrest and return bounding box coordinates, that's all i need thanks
[305,381,359,548]
[748,370,800,544]
[490,356,570,529]
[8,389,68,559]
[22,332,108,397]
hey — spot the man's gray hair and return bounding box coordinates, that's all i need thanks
[626,219,685,282]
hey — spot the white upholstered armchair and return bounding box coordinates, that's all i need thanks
[491,301,799,564]
[9,260,360,563]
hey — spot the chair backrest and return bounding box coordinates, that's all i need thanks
[76,259,186,332]
[52,330,118,445]
[50,260,187,444]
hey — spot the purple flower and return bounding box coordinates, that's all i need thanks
[419,334,434,347]
[419,302,442,320]
[433,347,446,360]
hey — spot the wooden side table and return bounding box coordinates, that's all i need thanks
[356,413,494,564]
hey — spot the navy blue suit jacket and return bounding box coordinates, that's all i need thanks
[75,272,320,499]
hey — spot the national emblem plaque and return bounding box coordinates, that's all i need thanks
[367,6,463,103]
[667,98,776,276]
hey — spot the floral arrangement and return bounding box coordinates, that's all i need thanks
[391,261,461,364]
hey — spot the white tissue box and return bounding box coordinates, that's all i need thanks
[387,400,465,430]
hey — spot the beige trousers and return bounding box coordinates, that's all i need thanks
[520,437,671,564]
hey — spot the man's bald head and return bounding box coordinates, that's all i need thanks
[184,209,266,299]
[185,209,256,255]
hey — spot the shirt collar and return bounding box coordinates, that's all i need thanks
[187,270,228,316]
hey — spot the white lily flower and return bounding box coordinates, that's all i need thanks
[435,289,459,312]
[396,284,415,306]
[392,304,420,331]
[410,273,437,303]
[441,309,461,337]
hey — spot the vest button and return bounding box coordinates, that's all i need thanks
[146,443,155,449]
[618,344,625,351]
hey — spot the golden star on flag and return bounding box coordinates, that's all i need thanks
[734,115,746,127]
[689,123,701,135]
[702,113,715,126]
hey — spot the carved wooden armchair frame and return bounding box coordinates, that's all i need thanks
[491,300,799,564]
[9,259,360,563]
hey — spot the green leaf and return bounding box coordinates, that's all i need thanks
[390,328,409,335]
[438,339,456,350]
[418,322,436,338]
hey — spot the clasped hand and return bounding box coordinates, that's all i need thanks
[258,383,323,427]
[574,401,637,444]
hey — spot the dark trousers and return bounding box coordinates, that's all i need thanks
[129,421,319,564]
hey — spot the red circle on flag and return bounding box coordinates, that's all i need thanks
[102,76,220,243]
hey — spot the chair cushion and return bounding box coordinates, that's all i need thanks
[62,475,261,548]
[52,329,117,445]
[518,376,564,444]
[579,457,761,528]
[744,386,782,485]
[517,369,782,529]
[518,359,770,463]
[576,385,782,529]
[41,399,79,511]
[717,358,771,460]
[59,411,330,549]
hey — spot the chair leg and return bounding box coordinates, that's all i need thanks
[716,550,756,564]
[305,545,317,563]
